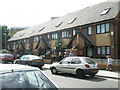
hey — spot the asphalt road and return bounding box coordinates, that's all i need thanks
[42,69,119,88]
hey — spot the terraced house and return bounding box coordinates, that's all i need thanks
[8,0,120,59]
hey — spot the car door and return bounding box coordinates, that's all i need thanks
[69,58,82,74]
[57,57,72,73]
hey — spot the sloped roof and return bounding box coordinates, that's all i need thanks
[8,0,120,42]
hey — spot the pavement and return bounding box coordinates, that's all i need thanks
[43,64,120,79]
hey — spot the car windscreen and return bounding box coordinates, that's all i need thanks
[0,70,58,89]
[83,58,95,64]
[20,55,41,60]
[5,54,14,58]
[0,54,13,58]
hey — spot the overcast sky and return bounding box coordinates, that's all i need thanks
[0,0,107,28]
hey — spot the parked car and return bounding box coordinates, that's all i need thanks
[0,53,15,64]
[14,55,44,69]
[50,56,99,78]
[0,64,58,89]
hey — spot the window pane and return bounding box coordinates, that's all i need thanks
[34,71,46,88]
[62,32,64,38]
[0,72,25,88]
[102,47,106,54]
[97,25,100,34]
[26,71,38,88]
[97,47,101,55]
[106,23,110,32]
[66,31,69,38]
[101,24,105,33]
[72,58,81,64]
[47,34,50,39]
[73,30,76,36]
[106,46,110,55]
[88,27,92,35]
[87,48,93,56]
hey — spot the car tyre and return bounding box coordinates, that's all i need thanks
[76,70,85,79]
[90,74,95,77]
[51,67,58,74]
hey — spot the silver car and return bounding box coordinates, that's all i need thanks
[50,56,99,78]
[14,55,44,69]
[0,64,58,89]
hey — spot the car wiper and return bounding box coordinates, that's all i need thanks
[40,83,45,88]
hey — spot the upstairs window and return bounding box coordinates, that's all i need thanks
[34,36,39,42]
[68,18,76,24]
[62,31,69,38]
[26,39,30,43]
[96,23,110,34]
[100,8,111,16]
[87,26,92,35]
[51,33,58,40]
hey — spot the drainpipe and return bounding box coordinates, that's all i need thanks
[111,21,116,59]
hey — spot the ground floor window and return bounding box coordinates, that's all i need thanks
[97,46,110,55]
[87,48,93,57]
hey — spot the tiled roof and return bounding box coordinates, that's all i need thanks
[8,0,120,41]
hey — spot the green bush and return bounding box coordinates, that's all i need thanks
[0,49,9,53]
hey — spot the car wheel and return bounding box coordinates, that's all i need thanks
[76,70,85,78]
[90,74,95,77]
[25,63,29,66]
[51,67,58,74]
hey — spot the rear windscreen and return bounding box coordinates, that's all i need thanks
[83,58,95,64]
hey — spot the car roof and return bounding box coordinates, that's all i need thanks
[0,64,40,73]
[67,56,90,59]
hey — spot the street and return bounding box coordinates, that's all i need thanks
[42,69,119,88]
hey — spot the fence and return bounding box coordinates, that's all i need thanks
[92,59,120,71]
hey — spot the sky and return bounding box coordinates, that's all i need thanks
[0,0,107,28]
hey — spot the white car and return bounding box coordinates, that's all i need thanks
[0,64,58,89]
[50,56,99,78]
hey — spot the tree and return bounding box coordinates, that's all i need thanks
[0,25,10,49]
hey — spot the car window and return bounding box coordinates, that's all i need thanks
[62,57,71,64]
[5,54,14,58]
[34,71,57,89]
[0,72,25,88]
[20,56,25,60]
[25,71,39,88]
[0,54,5,57]
[71,58,81,64]
[34,71,46,88]
[0,70,57,89]
[83,58,95,64]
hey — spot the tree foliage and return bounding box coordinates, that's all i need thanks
[0,25,10,49]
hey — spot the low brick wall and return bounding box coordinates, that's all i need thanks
[92,59,120,71]
[43,59,52,64]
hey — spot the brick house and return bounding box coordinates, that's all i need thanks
[8,0,120,59]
